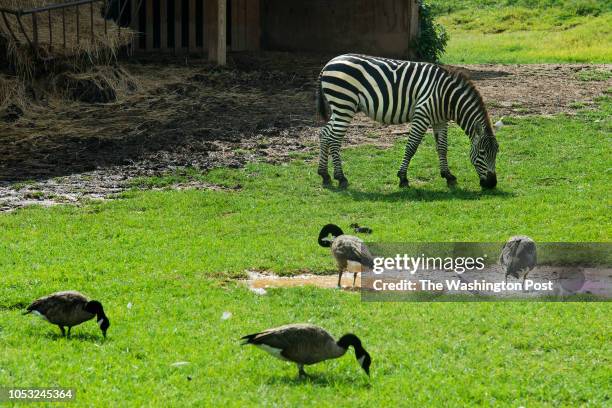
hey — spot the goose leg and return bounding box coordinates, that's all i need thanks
[297,364,308,378]
[337,260,347,289]
[58,326,66,337]
[353,272,358,289]
[522,269,531,292]
[67,326,72,338]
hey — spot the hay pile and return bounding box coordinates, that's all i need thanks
[0,0,135,77]
[0,1,138,114]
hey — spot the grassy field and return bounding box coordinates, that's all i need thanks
[0,90,610,406]
[432,0,612,63]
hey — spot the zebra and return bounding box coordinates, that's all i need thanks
[316,54,499,189]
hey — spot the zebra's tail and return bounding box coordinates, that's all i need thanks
[317,74,330,122]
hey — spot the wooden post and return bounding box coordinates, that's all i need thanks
[409,0,419,45]
[131,0,139,51]
[62,7,66,48]
[160,0,168,50]
[145,0,153,50]
[174,0,182,53]
[230,0,238,50]
[201,0,207,55]
[245,0,259,51]
[90,2,94,45]
[207,0,226,64]
[189,0,197,52]
[48,10,52,48]
[31,12,38,47]
[75,5,80,44]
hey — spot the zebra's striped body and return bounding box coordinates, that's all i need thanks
[317,54,499,189]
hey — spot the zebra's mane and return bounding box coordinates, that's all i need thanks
[439,65,494,136]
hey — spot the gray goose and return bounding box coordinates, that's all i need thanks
[500,235,537,284]
[318,224,374,288]
[23,291,110,338]
[241,323,371,377]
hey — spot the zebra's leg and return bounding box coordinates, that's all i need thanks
[433,122,457,187]
[328,115,352,189]
[318,123,333,186]
[397,116,429,188]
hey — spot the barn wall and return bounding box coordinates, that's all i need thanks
[261,0,418,58]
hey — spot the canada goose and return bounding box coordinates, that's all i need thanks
[318,224,374,288]
[241,323,371,377]
[349,223,373,234]
[23,291,110,338]
[500,235,537,285]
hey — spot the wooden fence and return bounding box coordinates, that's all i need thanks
[130,0,260,64]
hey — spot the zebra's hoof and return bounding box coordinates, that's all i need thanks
[399,179,409,188]
[446,177,458,188]
[321,177,332,187]
[338,178,349,189]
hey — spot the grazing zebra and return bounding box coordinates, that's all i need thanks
[316,54,499,189]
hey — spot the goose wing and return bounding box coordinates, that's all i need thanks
[500,237,536,270]
[332,236,374,267]
[26,291,91,325]
[242,324,337,364]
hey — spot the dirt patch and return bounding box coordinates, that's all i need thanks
[1,53,610,211]
[459,64,612,116]
[244,267,611,299]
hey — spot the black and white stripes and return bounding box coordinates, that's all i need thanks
[317,54,499,189]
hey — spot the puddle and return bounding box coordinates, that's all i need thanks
[245,271,361,290]
[245,267,611,298]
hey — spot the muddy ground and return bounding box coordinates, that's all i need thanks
[1,53,610,211]
[246,266,611,299]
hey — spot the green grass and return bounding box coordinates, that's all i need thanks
[0,100,610,406]
[432,1,612,63]
[430,0,610,15]
[575,68,612,81]
[2,285,609,406]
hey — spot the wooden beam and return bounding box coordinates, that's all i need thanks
[189,0,197,52]
[145,0,153,50]
[409,0,419,45]
[207,0,226,64]
[237,0,246,51]
[130,0,139,51]
[174,0,182,53]
[230,0,238,50]
[245,0,259,51]
[160,0,168,50]
[201,0,207,55]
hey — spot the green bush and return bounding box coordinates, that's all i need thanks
[415,0,449,62]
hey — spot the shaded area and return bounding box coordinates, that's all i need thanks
[1,53,610,211]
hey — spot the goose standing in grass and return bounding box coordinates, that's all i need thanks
[241,323,371,377]
[350,223,373,234]
[23,291,110,338]
[500,235,537,285]
[318,224,374,288]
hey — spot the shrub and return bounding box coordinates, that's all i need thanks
[414,0,449,62]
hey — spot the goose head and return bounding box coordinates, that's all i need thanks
[86,300,110,338]
[318,224,344,248]
[337,333,371,376]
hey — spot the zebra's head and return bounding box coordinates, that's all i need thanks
[470,122,499,189]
